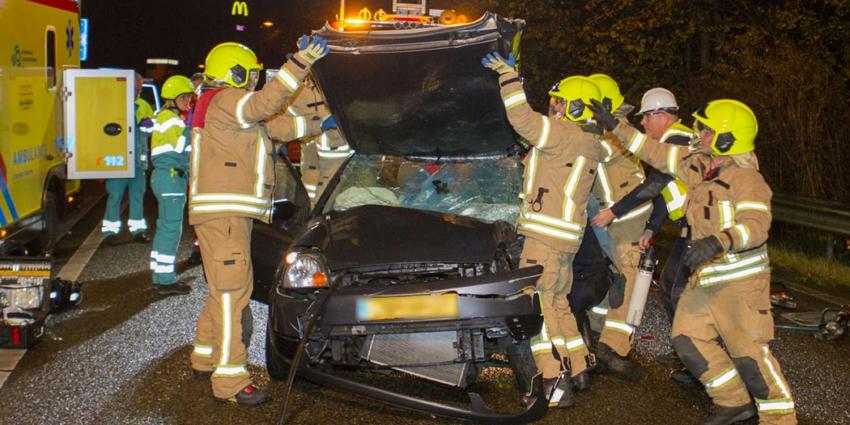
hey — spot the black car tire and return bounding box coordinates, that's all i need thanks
[504,338,536,392]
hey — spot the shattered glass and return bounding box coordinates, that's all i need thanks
[326,155,523,224]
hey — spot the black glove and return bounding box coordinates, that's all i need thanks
[683,236,724,270]
[588,99,617,132]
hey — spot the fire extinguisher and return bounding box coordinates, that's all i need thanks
[626,246,655,326]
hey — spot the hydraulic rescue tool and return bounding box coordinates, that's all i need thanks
[626,246,656,326]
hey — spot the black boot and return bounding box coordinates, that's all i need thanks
[133,232,151,243]
[703,404,756,425]
[595,343,641,381]
[215,384,271,406]
[655,351,683,369]
[671,366,701,386]
[571,370,591,392]
[153,282,191,295]
[524,374,575,409]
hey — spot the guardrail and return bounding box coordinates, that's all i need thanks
[772,194,850,259]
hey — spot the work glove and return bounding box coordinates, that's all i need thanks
[588,99,617,132]
[295,35,329,65]
[321,115,337,131]
[683,235,724,270]
[481,52,516,75]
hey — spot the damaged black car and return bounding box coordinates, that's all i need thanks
[251,12,552,423]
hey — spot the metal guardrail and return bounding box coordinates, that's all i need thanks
[772,194,850,259]
[772,194,850,237]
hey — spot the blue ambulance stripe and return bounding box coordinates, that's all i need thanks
[1,187,18,221]
[0,206,7,226]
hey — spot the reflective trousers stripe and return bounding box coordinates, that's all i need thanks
[705,367,739,393]
[604,320,634,336]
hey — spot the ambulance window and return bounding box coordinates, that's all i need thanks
[46,29,57,89]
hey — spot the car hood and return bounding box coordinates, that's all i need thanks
[293,205,505,270]
[311,13,525,158]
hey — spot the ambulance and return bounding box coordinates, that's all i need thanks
[0,0,138,256]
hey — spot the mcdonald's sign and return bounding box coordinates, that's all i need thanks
[231,1,249,16]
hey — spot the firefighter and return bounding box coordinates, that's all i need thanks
[589,88,695,378]
[483,52,607,408]
[584,74,653,381]
[591,99,796,425]
[102,72,153,244]
[149,75,195,295]
[188,38,330,405]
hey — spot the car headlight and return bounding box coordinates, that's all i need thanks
[283,250,330,288]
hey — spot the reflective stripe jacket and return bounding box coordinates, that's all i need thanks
[592,134,650,223]
[285,79,353,160]
[188,58,320,225]
[658,122,693,220]
[613,121,772,286]
[500,70,605,252]
[151,108,189,171]
[134,98,155,170]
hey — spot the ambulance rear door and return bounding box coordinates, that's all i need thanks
[63,69,135,179]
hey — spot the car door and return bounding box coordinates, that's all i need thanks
[250,146,312,304]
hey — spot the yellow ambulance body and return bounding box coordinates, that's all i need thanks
[0,0,82,254]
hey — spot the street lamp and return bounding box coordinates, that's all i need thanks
[262,20,273,28]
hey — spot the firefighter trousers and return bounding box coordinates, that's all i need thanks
[672,274,796,424]
[103,168,146,236]
[190,217,255,399]
[150,168,187,284]
[597,212,648,356]
[522,238,588,379]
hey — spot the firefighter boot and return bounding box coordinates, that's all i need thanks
[703,403,757,425]
[595,342,640,381]
[215,384,271,406]
[525,374,575,409]
[572,370,591,392]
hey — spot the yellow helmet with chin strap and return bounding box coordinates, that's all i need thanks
[588,73,624,113]
[692,99,758,155]
[548,76,601,122]
[161,75,194,100]
[204,42,263,88]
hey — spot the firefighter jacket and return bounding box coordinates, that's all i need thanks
[657,122,692,221]
[151,108,190,171]
[285,79,353,160]
[613,121,772,287]
[499,70,605,253]
[592,134,650,223]
[188,58,321,225]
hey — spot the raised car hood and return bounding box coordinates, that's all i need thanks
[312,13,525,157]
[294,205,502,270]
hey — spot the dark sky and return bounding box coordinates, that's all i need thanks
[80,0,479,79]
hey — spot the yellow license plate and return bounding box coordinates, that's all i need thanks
[356,293,459,321]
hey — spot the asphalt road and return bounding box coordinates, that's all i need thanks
[0,191,848,425]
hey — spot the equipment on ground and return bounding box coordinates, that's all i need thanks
[626,246,655,326]
[815,305,849,341]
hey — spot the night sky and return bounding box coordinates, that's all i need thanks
[80,0,476,79]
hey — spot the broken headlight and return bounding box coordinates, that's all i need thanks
[283,250,330,288]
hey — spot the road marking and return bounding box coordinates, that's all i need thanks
[0,349,26,387]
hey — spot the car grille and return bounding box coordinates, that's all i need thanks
[343,263,490,287]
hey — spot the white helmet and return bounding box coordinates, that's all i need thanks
[637,87,678,115]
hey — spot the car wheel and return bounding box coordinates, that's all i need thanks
[504,338,536,392]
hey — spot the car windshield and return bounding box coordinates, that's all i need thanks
[324,155,523,224]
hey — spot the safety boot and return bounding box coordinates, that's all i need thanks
[702,403,756,425]
[655,351,683,369]
[524,374,575,409]
[571,370,591,392]
[215,384,272,406]
[594,343,640,381]
[153,282,191,295]
[133,232,152,244]
[671,367,700,386]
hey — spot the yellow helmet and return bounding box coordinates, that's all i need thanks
[204,42,263,88]
[588,73,624,112]
[161,75,194,100]
[548,76,601,122]
[692,99,758,155]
